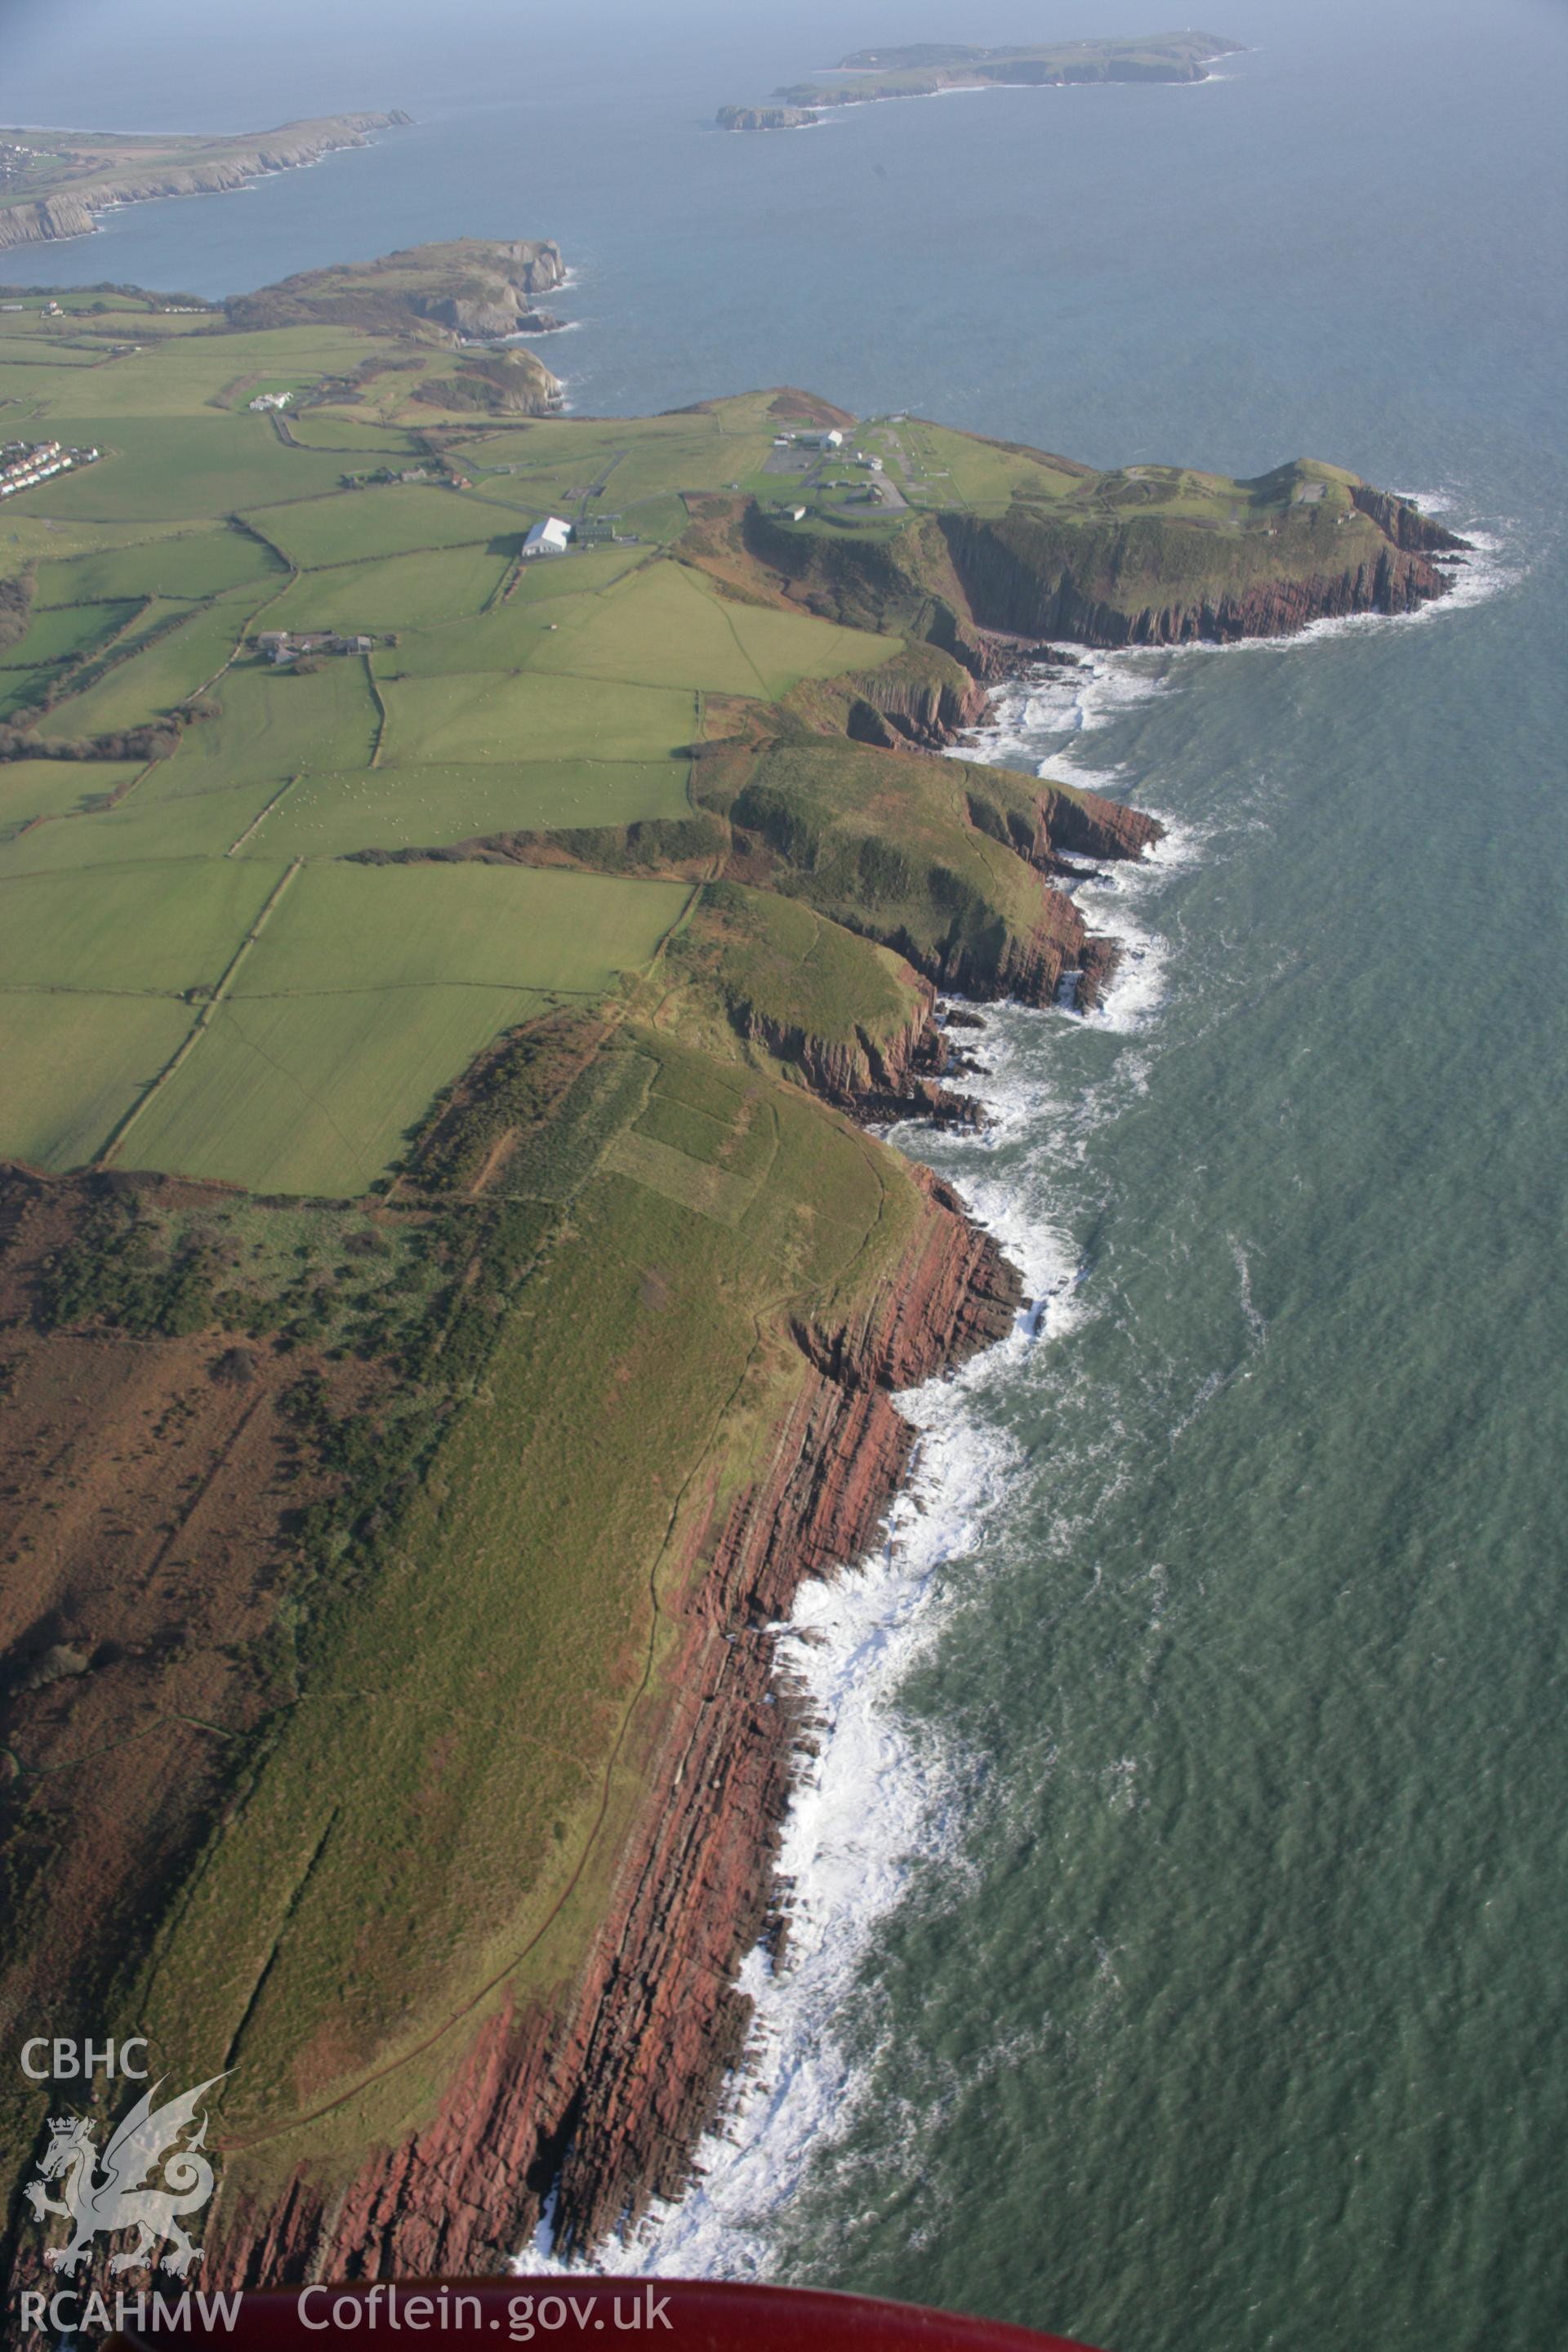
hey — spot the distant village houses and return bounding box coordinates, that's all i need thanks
[248,390,294,412]
[0,439,98,500]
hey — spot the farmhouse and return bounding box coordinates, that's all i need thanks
[248,391,293,412]
[253,630,373,665]
[796,428,844,450]
[522,516,572,559]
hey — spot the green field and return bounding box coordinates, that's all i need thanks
[32,596,252,737]
[27,416,351,521]
[0,988,196,1169]
[249,759,692,857]
[0,775,293,874]
[266,544,514,633]
[0,857,282,992]
[234,859,689,996]
[0,598,140,669]
[249,483,520,568]
[34,525,287,603]
[118,862,690,1193]
[124,982,550,1195]
[158,659,379,791]
[381,668,698,764]
[524,558,899,697]
[0,757,145,839]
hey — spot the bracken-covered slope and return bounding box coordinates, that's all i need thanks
[0,273,1470,2292]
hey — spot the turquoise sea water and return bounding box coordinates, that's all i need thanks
[8,3,1566,2345]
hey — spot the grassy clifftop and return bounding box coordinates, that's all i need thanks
[683,428,1467,648]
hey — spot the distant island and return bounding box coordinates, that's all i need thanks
[0,112,412,249]
[717,29,1240,129]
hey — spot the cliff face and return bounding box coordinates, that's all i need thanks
[0,115,410,251]
[0,197,96,250]
[736,983,982,1129]
[1348,482,1470,555]
[414,243,568,336]
[996,778,1164,868]
[206,1174,1021,2282]
[716,105,816,131]
[842,661,992,750]
[938,511,1463,647]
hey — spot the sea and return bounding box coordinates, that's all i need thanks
[8,2,1565,2345]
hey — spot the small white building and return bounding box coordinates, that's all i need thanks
[797,428,844,451]
[521,516,572,559]
[786,506,808,522]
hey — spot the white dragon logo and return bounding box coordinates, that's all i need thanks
[24,2073,228,2277]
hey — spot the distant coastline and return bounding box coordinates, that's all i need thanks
[0,112,411,252]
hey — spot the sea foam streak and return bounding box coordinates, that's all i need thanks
[535,1349,1029,2281]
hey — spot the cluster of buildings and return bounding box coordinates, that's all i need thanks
[252,630,374,666]
[0,439,97,501]
[520,514,632,559]
[248,390,294,412]
[340,465,483,492]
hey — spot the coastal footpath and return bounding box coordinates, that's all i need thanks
[0,269,1468,2296]
[0,114,411,251]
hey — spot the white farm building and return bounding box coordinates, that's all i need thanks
[521,516,572,559]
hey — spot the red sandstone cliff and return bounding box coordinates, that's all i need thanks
[937,513,1466,648]
[207,1174,1021,2282]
